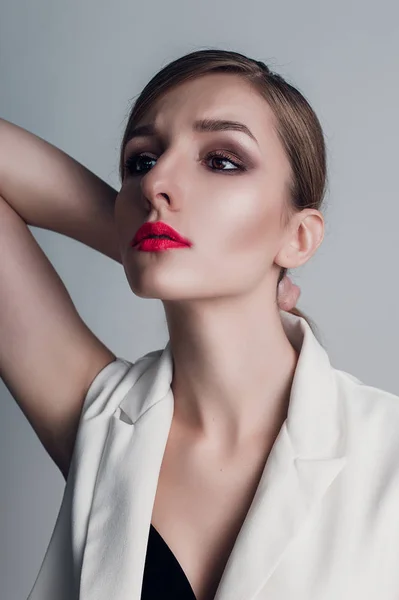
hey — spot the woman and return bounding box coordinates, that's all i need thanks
[1,49,398,600]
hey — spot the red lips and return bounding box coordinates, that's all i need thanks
[131,221,192,247]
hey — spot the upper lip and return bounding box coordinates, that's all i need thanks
[131,221,192,246]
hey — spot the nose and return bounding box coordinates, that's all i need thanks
[139,150,184,214]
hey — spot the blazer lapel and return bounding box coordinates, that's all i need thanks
[213,429,346,600]
[214,311,347,600]
[78,345,175,600]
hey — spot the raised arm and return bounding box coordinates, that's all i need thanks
[0,118,121,261]
[0,119,120,479]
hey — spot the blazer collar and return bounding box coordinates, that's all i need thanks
[79,311,347,600]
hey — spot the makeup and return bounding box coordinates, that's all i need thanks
[130,221,192,252]
[133,238,190,252]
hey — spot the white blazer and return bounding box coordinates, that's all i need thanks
[28,311,399,600]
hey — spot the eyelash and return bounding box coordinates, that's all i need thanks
[123,150,246,177]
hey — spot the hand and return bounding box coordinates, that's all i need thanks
[277,275,301,312]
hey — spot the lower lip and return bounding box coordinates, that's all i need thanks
[131,238,190,252]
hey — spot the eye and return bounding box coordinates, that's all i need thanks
[123,153,156,176]
[205,150,246,173]
[123,150,246,178]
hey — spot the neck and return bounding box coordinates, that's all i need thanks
[163,288,298,453]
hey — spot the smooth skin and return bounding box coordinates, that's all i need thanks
[0,118,119,480]
[0,75,304,488]
[117,72,322,448]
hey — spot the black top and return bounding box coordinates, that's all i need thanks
[141,524,197,599]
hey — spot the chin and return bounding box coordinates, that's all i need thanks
[126,273,189,301]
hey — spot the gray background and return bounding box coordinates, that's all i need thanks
[0,0,398,597]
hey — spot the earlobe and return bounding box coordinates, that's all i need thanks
[274,210,324,270]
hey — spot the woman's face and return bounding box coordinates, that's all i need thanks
[115,72,294,303]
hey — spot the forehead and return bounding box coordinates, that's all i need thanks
[138,73,279,144]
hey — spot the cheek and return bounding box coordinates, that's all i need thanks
[199,180,284,260]
[234,212,282,275]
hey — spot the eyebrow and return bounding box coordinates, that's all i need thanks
[125,118,259,146]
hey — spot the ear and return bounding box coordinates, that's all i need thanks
[274,209,324,270]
